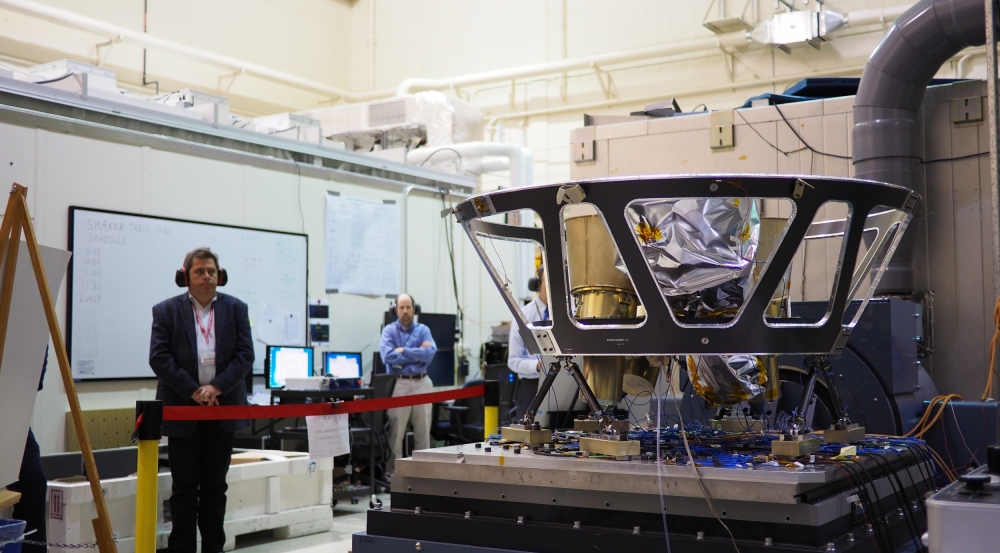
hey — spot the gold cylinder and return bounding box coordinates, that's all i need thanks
[573,286,639,319]
[755,217,792,313]
[564,208,653,404]
[756,217,789,402]
[581,356,659,405]
[564,210,636,304]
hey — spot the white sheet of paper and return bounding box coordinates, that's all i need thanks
[0,243,71,488]
[248,385,271,406]
[306,414,351,459]
[257,302,285,345]
[284,312,302,344]
[324,194,400,296]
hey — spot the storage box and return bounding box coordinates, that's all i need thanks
[46,450,333,552]
[0,519,26,553]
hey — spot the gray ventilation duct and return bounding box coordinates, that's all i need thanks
[852,0,986,291]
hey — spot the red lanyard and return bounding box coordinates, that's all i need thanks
[193,304,214,347]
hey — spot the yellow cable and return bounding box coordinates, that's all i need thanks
[982,297,1000,401]
[904,394,963,439]
[926,446,957,483]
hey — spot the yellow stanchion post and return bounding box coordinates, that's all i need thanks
[484,380,499,441]
[134,400,162,553]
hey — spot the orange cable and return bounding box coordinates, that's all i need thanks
[982,297,1000,401]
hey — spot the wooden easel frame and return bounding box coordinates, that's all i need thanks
[0,184,117,553]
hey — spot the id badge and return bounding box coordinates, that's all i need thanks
[200,351,216,365]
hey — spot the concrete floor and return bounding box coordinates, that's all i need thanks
[232,494,389,553]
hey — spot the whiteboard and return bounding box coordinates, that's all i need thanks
[324,193,400,296]
[68,207,308,380]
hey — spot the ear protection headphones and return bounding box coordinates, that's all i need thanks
[527,265,544,293]
[175,266,228,287]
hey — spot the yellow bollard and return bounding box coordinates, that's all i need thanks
[134,401,162,553]
[484,380,499,441]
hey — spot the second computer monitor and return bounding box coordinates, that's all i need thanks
[265,345,314,389]
[324,352,362,380]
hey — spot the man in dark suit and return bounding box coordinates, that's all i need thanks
[150,247,253,553]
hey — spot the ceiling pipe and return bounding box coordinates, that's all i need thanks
[0,0,393,102]
[395,33,747,97]
[852,0,985,292]
[956,47,987,78]
[394,5,913,97]
[405,142,533,189]
[845,6,908,27]
[464,157,512,176]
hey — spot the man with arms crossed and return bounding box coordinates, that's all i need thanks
[150,248,254,553]
[380,293,437,475]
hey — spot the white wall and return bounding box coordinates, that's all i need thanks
[0,119,512,454]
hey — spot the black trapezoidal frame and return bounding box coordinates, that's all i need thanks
[451,174,918,357]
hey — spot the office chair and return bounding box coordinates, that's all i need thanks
[372,351,387,375]
[430,401,452,442]
[351,373,397,497]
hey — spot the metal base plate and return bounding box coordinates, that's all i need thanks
[771,436,822,457]
[578,436,640,458]
[823,425,866,444]
[573,419,601,431]
[501,426,552,444]
[710,417,765,432]
[364,497,926,553]
[353,531,523,553]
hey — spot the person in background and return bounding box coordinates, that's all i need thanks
[380,293,437,476]
[507,266,549,421]
[149,248,254,553]
[10,347,49,553]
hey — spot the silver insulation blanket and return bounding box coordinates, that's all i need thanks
[623,197,760,299]
[686,355,767,407]
[623,196,765,404]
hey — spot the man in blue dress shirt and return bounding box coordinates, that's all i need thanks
[380,293,437,474]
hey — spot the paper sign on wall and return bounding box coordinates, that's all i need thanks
[306,414,351,459]
[324,193,400,297]
[257,303,303,345]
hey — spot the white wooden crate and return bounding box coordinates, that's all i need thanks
[46,450,333,552]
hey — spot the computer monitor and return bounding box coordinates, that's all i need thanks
[324,352,362,380]
[265,345,314,389]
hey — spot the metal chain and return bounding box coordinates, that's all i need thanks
[1,534,119,550]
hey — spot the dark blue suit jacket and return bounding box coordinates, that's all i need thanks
[149,292,254,437]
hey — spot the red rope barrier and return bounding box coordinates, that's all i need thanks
[162,385,485,421]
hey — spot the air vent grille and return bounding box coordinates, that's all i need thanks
[369,100,406,127]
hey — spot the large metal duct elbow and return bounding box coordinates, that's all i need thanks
[852,0,985,291]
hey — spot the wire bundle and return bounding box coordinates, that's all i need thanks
[900,394,963,482]
[904,395,963,439]
[982,296,1000,400]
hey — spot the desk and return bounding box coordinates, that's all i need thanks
[0,489,20,510]
[268,388,381,508]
